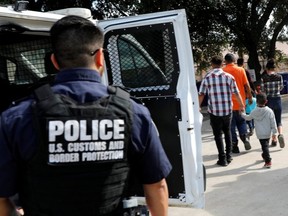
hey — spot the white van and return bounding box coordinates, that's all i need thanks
[0,4,205,208]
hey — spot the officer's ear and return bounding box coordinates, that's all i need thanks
[95,48,104,76]
[50,53,60,71]
[95,48,104,67]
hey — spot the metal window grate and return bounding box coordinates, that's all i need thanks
[104,23,178,94]
[0,37,51,85]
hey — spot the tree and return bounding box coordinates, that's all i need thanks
[161,0,231,75]
[130,0,231,74]
[91,0,139,19]
[132,0,288,80]
[21,0,288,79]
[0,0,11,5]
[26,0,92,11]
[207,0,288,80]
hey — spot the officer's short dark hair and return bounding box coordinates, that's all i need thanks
[224,53,235,63]
[50,15,104,69]
[211,56,223,66]
[256,92,267,106]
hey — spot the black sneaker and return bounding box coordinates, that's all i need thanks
[270,140,277,147]
[248,129,254,136]
[232,146,240,153]
[216,160,228,166]
[244,139,251,150]
[227,157,233,164]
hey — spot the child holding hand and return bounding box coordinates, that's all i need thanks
[241,93,277,168]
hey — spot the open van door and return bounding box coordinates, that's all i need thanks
[0,4,205,208]
[98,9,205,208]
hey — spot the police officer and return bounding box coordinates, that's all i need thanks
[0,15,172,216]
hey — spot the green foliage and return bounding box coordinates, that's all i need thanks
[22,0,288,79]
[0,0,11,4]
[163,0,288,79]
[26,0,92,12]
[92,0,139,19]
[0,0,13,5]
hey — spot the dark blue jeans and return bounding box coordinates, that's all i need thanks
[246,119,254,130]
[210,113,232,161]
[231,111,247,144]
[259,139,271,163]
[267,96,282,127]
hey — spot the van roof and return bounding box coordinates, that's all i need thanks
[0,5,93,32]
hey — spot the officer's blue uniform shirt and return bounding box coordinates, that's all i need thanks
[0,68,172,197]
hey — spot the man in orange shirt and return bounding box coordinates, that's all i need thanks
[223,53,253,153]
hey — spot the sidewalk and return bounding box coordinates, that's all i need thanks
[168,95,288,216]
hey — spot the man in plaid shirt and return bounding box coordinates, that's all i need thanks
[199,56,244,166]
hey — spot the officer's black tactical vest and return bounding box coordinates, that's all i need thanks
[20,84,133,216]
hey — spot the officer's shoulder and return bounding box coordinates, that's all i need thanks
[10,95,33,107]
[107,85,148,111]
[107,86,140,102]
[107,85,130,100]
[130,96,144,105]
[9,78,55,109]
[1,95,33,118]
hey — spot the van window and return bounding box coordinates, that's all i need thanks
[104,23,178,95]
[118,34,168,88]
[119,38,150,71]
[7,59,17,82]
[0,36,51,85]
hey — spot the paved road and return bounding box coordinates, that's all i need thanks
[168,95,288,216]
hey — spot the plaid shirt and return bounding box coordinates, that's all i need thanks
[199,68,239,116]
[261,73,283,97]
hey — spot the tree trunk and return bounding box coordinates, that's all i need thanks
[267,38,277,59]
[247,48,262,81]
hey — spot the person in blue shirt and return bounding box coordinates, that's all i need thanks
[245,96,257,136]
[0,15,172,216]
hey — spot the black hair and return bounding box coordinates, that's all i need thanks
[50,15,104,69]
[224,53,235,63]
[211,55,223,66]
[256,92,267,106]
[266,58,276,70]
[237,58,244,66]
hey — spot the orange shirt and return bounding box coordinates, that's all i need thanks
[223,63,248,110]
